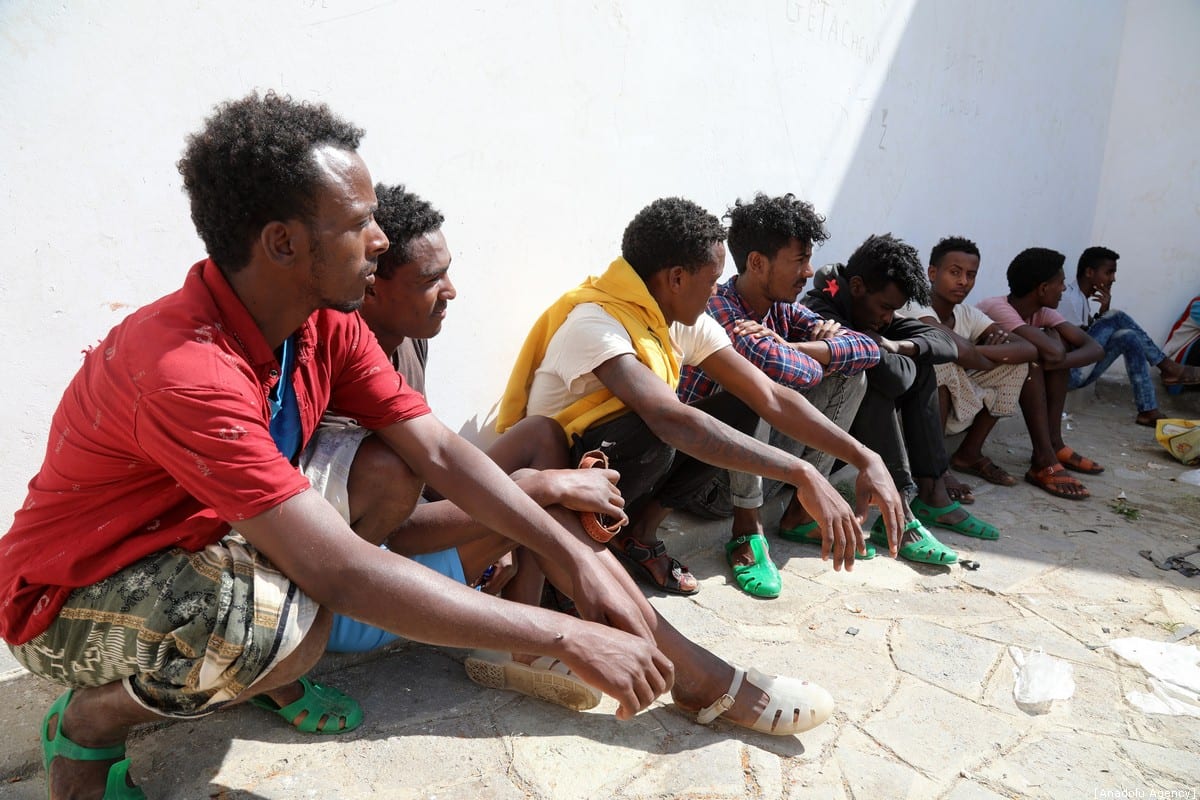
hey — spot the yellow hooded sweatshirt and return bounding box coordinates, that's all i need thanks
[496,257,680,442]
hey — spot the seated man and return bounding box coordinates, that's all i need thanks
[314,182,589,658]
[1164,292,1200,376]
[977,248,1104,499]
[676,193,880,598]
[0,96,806,800]
[908,236,1037,493]
[497,197,905,599]
[804,234,999,559]
[1058,246,1200,425]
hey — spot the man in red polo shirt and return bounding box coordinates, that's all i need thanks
[0,93,672,799]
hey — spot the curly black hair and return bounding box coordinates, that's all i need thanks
[1007,247,1066,296]
[845,233,930,306]
[620,197,726,281]
[1076,245,1119,280]
[372,184,445,280]
[725,193,829,274]
[177,91,364,273]
[929,235,980,268]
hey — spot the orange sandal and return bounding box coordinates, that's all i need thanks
[1025,463,1090,499]
[1055,446,1104,475]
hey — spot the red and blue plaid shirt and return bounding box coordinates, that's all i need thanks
[677,276,879,404]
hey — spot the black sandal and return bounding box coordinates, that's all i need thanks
[609,535,698,595]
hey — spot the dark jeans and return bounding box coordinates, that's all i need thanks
[569,391,758,520]
[850,356,948,495]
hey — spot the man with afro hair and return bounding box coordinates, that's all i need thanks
[804,233,999,563]
[676,193,885,598]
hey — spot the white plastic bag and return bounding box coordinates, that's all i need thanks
[1108,637,1200,717]
[1010,646,1075,712]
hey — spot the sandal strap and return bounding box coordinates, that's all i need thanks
[696,667,746,724]
[43,690,127,764]
[619,536,667,563]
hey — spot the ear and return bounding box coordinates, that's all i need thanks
[848,274,867,298]
[927,264,937,283]
[259,220,307,267]
[666,265,688,292]
[746,250,767,275]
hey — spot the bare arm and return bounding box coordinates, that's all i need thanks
[918,317,1038,369]
[387,467,625,554]
[595,353,901,568]
[233,488,671,718]
[1051,322,1104,369]
[375,414,649,638]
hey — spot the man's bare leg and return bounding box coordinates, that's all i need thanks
[46,609,333,799]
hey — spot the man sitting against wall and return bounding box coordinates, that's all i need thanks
[907,236,1036,496]
[675,193,880,598]
[497,196,905,602]
[803,234,1000,560]
[1057,246,1200,425]
[976,247,1104,500]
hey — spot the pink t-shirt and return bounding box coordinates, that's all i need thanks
[975,296,1066,332]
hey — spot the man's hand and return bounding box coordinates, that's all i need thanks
[561,547,656,641]
[540,466,626,518]
[1090,284,1112,316]
[557,620,675,720]
[732,318,787,344]
[851,452,903,558]
[473,551,517,595]
[977,330,1010,346]
[809,318,844,340]
[791,465,868,572]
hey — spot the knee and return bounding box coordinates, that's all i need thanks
[500,415,569,469]
[346,437,422,529]
[1110,330,1145,356]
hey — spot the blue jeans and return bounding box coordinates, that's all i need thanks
[1068,311,1166,412]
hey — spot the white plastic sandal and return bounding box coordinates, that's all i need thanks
[464,650,602,711]
[695,667,833,735]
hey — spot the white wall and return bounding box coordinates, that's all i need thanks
[0,0,1190,520]
[1091,0,1200,341]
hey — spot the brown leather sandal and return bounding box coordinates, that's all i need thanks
[1025,463,1090,500]
[576,449,628,543]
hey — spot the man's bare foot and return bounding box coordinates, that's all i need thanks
[942,472,976,504]
[1160,362,1200,385]
[609,534,698,594]
[728,507,765,566]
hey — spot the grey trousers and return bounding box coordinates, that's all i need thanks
[728,373,868,509]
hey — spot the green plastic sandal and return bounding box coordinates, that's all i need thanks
[870,517,958,565]
[725,533,782,598]
[250,675,363,734]
[42,690,146,800]
[778,520,876,559]
[910,498,999,540]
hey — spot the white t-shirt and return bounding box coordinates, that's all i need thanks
[906,302,995,342]
[1058,281,1093,328]
[526,303,731,418]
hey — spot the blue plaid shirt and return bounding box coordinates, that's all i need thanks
[677,276,880,403]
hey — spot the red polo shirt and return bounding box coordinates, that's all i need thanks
[0,260,430,645]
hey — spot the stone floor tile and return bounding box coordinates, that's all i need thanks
[890,618,1004,701]
[833,726,941,799]
[862,679,1020,780]
[975,731,1147,798]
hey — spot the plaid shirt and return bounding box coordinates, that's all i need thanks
[677,276,879,403]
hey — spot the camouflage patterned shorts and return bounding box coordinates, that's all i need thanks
[8,533,316,717]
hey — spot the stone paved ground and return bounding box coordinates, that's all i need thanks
[2,377,1198,799]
